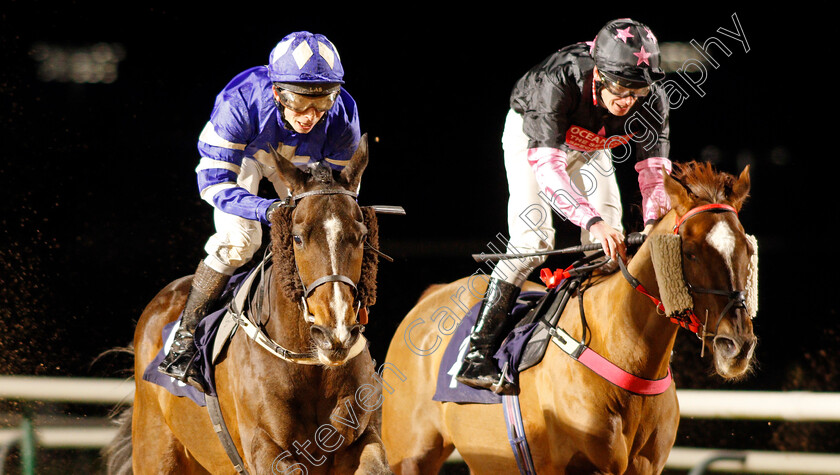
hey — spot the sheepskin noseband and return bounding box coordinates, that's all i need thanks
[649,234,693,319]
[649,233,758,320]
[744,234,758,318]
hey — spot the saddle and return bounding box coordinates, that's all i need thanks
[496,272,586,378]
[433,255,603,404]
[141,254,269,406]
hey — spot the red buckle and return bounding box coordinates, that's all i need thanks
[540,268,571,289]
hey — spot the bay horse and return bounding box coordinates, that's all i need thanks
[381,162,757,474]
[106,135,392,474]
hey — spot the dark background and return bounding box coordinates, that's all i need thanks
[1,2,835,468]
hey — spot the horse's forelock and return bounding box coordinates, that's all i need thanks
[671,161,741,205]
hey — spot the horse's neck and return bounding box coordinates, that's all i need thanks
[583,242,678,379]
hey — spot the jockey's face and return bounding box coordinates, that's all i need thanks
[273,87,330,134]
[600,88,637,116]
[594,67,647,117]
[282,106,326,134]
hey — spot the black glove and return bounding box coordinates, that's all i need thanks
[266,201,283,223]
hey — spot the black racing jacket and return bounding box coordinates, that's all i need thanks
[510,42,670,161]
[509,42,672,228]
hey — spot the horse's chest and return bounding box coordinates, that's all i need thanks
[282,393,370,443]
[578,396,677,467]
[537,391,673,465]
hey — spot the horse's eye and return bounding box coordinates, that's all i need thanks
[685,252,697,262]
[293,235,303,246]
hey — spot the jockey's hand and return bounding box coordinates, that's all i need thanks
[589,221,626,263]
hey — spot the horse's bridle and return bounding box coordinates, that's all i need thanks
[621,203,750,340]
[233,185,402,366]
[671,203,749,340]
[280,188,366,323]
[227,187,368,366]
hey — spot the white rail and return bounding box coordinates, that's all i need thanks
[0,427,117,448]
[666,447,840,474]
[2,377,839,473]
[0,376,134,404]
[677,389,840,421]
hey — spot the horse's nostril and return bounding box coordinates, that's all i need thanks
[741,337,757,358]
[310,325,333,350]
[713,336,738,358]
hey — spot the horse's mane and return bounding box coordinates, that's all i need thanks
[269,205,379,308]
[670,160,747,205]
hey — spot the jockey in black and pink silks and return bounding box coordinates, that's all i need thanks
[158,31,361,391]
[457,19,672,394]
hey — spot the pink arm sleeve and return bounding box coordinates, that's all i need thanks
[635,157,673,224]
[526,147,601,229]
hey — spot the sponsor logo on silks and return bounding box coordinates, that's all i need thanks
[565,125,634,152]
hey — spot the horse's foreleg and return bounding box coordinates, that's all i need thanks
[331,427,392,475]
[240,428,299,475]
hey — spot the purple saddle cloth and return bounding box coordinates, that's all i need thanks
[432,291,545,405]
[141,267,254,406]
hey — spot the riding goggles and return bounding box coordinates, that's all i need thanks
[599,72,650,98]
[276,88,339,113]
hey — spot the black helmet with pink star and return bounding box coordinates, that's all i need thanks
[591,18,665,87]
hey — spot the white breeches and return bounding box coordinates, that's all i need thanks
[491,109,624,286]
[202,157,289,275]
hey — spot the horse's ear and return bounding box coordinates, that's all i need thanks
[338,134,369,191]
[662,166,692,216]
[730,165,751,211]
[268,144,308,193]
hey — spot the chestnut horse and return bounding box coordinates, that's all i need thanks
[106,136,392,474]
[381,162,757,474]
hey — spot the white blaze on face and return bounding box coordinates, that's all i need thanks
[324,215,350,342]
[706,220,736,281]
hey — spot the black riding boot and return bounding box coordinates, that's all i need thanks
[158,260,229,392]
[455,277,521,394]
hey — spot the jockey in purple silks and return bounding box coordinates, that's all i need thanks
[456,19,673,395]
[158,31,361,391]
